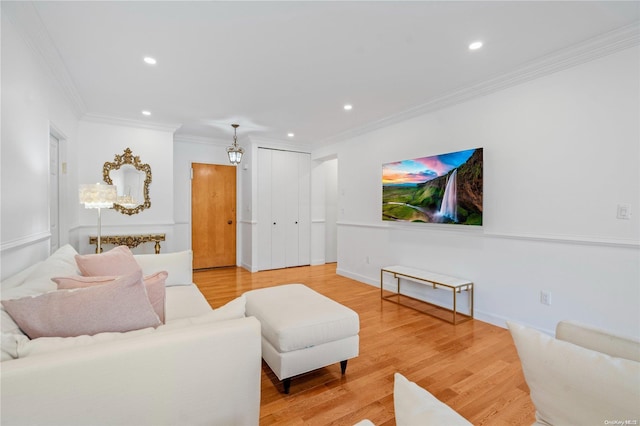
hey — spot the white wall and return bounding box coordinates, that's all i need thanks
[330,46,640,336]
[1,13,79,279]
[75,120,176,254]
[324,158,338,263]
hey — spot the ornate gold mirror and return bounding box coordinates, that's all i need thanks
[103,148,151,215]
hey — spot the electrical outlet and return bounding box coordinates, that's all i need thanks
[617,204,631,220]
[540,291,552,306]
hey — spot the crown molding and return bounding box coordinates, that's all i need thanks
[81,113,182,133]
[319,21,640,146]
[3,1,87,118]
[249,135,312,153]
[173,134,230,147]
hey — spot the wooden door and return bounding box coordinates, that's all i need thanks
[191,163,236,269]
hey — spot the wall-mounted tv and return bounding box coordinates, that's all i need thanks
[382,148,483,225]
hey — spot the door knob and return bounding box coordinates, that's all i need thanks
[227,220,233,225]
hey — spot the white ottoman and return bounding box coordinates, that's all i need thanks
[244,284,360,393]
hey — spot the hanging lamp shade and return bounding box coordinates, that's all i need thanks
[227,124,244,165]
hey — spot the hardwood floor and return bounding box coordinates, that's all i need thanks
[193,264,535,426]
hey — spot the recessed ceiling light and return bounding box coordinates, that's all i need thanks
[141,110,151,116]
[344,104,353,111]
[468,41,483,51]
[143,56,157,65]
[287,133,295,138]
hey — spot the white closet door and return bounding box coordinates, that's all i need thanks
[257,148,312,271]
[271,150,289,269]
[257,148,273,271]
[297,153,311,266]
[284,151,301,267]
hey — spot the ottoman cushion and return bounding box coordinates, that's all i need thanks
[245,284,359,353]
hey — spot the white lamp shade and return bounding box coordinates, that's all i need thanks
[79,183,117,209]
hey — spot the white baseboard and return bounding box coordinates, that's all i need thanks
[240,261,258,273]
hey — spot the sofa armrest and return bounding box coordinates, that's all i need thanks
[1,317,262,426]
[556,320,640,362]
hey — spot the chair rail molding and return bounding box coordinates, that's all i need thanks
[337,221,640,249]
[0,231,51,253]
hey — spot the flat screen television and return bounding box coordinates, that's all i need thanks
[382,148,483,225]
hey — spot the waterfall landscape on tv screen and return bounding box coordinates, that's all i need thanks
[382,148,483,225]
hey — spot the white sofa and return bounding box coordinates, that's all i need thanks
[508,320,640,426]
[356,320,640,426]
[0,245,262,426]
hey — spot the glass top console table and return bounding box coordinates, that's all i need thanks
[380,265,473,324]
[89,234,166,254]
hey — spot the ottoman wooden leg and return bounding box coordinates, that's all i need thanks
[283,378,291,394]
[340,360,348,375]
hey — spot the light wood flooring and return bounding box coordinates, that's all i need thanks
[193,264,535,426]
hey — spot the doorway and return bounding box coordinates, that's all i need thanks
[191,163,237,269]
[324,158,338,263]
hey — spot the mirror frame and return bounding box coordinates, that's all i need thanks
[103,147,152,215]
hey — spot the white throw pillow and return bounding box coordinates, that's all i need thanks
[1,262,43,291]
[508,321,640,426]
[134,250,193,286]
[393,373,472,426]
[160,296,246,332]
[24,244,79,281]
[556,319,640,362]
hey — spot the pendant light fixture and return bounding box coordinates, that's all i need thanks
[227,123,244,165]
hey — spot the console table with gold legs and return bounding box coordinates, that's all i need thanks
[380,265,474,325]
[89,234,166,254]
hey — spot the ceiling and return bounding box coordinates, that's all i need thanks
[7,1,640,148]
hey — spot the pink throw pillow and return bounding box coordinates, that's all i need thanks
[75,245,141,277]
[2,271,161,339]
[143,272,167,324]
[53,275,116,287]
[53,272,168,323]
